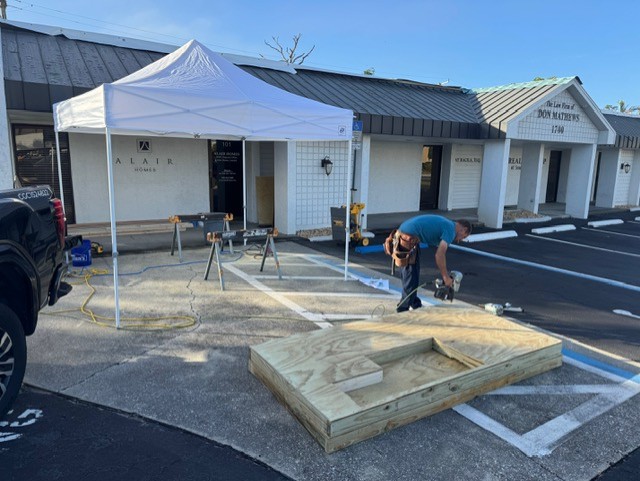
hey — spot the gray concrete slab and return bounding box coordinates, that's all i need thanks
[26,242,640,481]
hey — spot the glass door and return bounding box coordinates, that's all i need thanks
[419,145,442,210]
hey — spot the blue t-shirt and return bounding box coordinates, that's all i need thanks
[398,215,455,247]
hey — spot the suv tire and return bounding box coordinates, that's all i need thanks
[0,304,27,420]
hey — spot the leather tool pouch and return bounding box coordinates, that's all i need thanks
[383,229,396,256]
[386,230,419,267]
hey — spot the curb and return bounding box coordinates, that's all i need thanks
[513,216,552,224]
[308,235,333,242]
[587,219,624,227]
[531,224,576,234]
[464,230,518,243]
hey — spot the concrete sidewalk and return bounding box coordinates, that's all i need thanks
[27,241,640,480]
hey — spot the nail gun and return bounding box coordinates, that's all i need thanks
[434,271,463,302]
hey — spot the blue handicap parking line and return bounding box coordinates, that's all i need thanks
[355,244,383,254]
[563,348,640,384]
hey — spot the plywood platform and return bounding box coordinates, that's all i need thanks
[249,306,562,452]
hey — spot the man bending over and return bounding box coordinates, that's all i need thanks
[394,215,471,312]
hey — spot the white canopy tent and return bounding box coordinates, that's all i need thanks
[53,39,354,328]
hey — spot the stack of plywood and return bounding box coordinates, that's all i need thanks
[249,306,562,453]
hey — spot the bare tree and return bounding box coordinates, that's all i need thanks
[1,1,7,20]
[263,34,315,64]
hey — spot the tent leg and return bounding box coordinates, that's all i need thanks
[54,130,70,264]
[344,139,353,280]
[54,131,66,211]
[242,138,247,246]
[105,128,121,329]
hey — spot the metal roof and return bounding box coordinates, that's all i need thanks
[0,21,481,139]
[0,22,616,145]
[468,76,577,94]
[602,112,640,149]
[1,19,177,53]
[240,65,480,137]
[465,77,579,139]
[1,22,166,111]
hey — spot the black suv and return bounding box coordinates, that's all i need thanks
[0,185,77,418]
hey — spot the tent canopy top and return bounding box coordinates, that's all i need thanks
[53,39,353,141]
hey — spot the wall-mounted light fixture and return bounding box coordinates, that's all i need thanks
[321,156,333,176]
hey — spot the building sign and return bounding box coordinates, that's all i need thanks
[516,91,599,143]
[352,120,363,150]
[536,101,581,125]
[450,144,483,209]
[114,156,175,173]
[137,139,151,152]
[211,140,243,216]
[506,147,523,205]
[213,141,241,183]
[114,138,176,173]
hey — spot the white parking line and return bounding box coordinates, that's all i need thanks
[321,314,375,320]
[451,244,640,293]
[270,262,337,267]
[254,275,348,281]
[224,263,333,328]
[225,254,402,328]
[613,309,640,320]
[455,355,640,457]
[308,255,441,306]
[489,384,632,395]
[282,291,398,299]
[525,234,640,258]
[582,227,640,239]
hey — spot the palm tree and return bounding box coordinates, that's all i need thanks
[604,100,640,114]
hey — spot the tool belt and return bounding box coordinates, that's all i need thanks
[384,229,419,267]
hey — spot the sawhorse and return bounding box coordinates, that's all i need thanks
[169,212,233,262]
[204,228,282,291]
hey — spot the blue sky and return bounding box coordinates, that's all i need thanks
[5,0,640,109]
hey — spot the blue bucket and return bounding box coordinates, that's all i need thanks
[71,239,92,267]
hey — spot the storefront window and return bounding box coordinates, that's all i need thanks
[13,125,76,223]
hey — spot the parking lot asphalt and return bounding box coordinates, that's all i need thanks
[3,386,290,481]
[1,212,636,481]
[309,212,640,363]
[0,209,637,479]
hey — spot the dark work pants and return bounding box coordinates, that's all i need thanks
[397,247,422,312]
